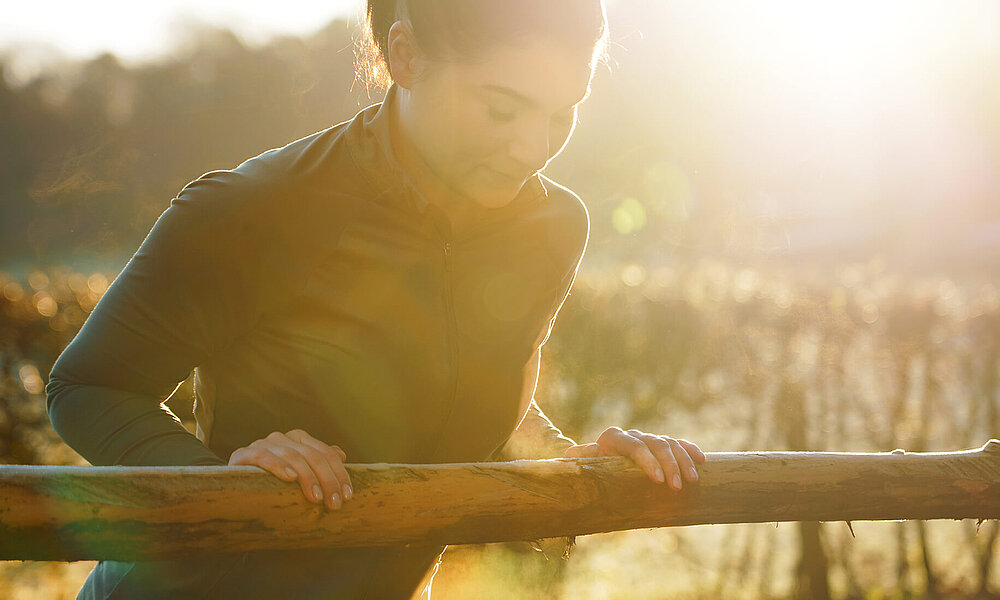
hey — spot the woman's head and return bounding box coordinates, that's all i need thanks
[358,0,609,211]
[359,0,608,90]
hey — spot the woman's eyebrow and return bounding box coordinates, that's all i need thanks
[481,84,591,110]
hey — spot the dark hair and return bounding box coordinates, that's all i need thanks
[357,0,609,90]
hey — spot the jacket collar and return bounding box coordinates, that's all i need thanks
[354,84,548,217]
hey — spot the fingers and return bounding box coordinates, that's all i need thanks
[580,427,705,490]
[632,431,702,490]
[664,436,699,485]
[229,446,298,483]
[270,436,345,510]
[598,427,665,485]
[229,430,352,510]
[286,429,348,462]
[285,429,353,503]
[563,443,601,458]
[251,436,330,506]
[628,429,689,489]
[677,438,707,464]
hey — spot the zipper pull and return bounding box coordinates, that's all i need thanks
[443,242,451,257]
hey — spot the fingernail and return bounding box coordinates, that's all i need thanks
[655,468,665,483]
[672,474,683,490]
[332,492,341,508]
[689,467,699,481]
[343,485,353,500]
[284,468,297,480]
[312,485,323,502]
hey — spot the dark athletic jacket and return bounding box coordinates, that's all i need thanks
[46,84,587,483]
[46,85,587,472]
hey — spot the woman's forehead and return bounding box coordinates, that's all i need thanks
[454,37,595,110]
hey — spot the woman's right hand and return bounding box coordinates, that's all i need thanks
[228,429,353,510]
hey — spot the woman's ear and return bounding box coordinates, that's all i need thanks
[386,21,426,89]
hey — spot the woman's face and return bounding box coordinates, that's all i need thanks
[398,36,596,209]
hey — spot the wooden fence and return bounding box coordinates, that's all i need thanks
[2,441,999,561]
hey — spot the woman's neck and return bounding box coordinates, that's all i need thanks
[388,89,484,232]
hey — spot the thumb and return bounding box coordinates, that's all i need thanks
[564,442,601,458]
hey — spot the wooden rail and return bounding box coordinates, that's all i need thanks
[2,441,999,561]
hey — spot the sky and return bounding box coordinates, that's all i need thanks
[0,0,360,82]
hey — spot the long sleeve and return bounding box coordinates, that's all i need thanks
[496,340,578,462]
[46,168,306,467]
[498,185,588,462]
[501,398,576,460]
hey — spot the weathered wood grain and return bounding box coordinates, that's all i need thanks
[2,441,999,561]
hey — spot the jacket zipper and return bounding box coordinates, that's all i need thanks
[431,237,460,460]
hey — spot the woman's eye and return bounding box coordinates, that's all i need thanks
[488,106,516,123]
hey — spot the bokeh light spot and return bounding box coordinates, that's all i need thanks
[87,273,109,294]
[18,364,44,395]
[612,197,647,235]
[34,293,58,317]
[28,270,49,291]
[621,264,647,287]
[3,282,25,302]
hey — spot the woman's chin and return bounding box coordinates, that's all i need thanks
[463,166,530,207]
[467,175,527,209]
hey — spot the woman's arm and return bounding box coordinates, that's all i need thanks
[498,347,576,461]
[47,168,354,508]
[500,187,589,461]
[46,169,300,468]
[46,378,225,466]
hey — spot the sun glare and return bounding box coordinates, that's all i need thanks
[721,1,991,110]
[655,0,1000,221]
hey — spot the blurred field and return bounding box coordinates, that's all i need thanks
[2,262,997,599]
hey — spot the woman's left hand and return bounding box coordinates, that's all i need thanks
[563,426,706,490]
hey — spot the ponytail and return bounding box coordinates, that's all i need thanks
[357,0,401,91]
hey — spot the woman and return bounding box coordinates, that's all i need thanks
[46,1,706,598]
